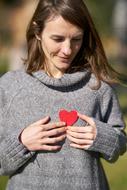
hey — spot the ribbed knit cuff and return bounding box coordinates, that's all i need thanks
[88,119,119,161]
[0,132,35,175]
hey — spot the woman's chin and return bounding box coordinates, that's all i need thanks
[58,62,71,70]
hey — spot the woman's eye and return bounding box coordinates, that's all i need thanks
[72,38,82,42]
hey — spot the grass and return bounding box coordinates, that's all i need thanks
[0,57,9,74]
[0,176,8,190]
[103,152,127,190]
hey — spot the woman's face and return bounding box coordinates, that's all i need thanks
[40,15,83,78]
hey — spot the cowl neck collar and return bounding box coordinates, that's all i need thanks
[32,70,90,90]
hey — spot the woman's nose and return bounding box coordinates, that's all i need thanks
[61,41,72,56]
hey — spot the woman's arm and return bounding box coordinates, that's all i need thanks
[0,86,36,176]
[67,85,126,162]
[88,86,126,162]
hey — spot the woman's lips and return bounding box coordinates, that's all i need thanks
[59,56,71,63]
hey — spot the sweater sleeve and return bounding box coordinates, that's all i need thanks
[0,83,35,176]
[88,84,127,162]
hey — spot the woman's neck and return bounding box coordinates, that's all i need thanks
[44,64,65,79]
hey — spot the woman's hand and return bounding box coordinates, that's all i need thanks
[67,113,97,149]
[20,116,66,151]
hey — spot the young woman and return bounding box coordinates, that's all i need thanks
[0,0,126,190]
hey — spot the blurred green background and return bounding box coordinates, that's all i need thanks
[0,0,127,190]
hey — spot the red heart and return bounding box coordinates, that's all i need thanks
[59,109,78,126]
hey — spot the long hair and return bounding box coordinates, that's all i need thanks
[24,0,120,88]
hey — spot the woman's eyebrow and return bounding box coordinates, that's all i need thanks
[50,33,83,38]
[50,34,64,38]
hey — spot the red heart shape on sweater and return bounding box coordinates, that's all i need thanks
[59,110,78,126]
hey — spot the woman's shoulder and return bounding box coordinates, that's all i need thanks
[0,69,28,92]
[90,73,116,95]
[0,69,26,81]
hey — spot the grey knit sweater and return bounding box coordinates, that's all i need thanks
[0,70,126,190]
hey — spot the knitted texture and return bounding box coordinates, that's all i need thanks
[0,70,126,190]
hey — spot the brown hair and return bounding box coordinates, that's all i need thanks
[24,0,120,88]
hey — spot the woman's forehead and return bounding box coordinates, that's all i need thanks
[43,15,83,35]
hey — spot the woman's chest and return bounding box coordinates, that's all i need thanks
[8,88,102,128]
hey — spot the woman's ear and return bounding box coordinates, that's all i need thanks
[35,34,41,41]
[33,21,42,41]
[33,21,37,26]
